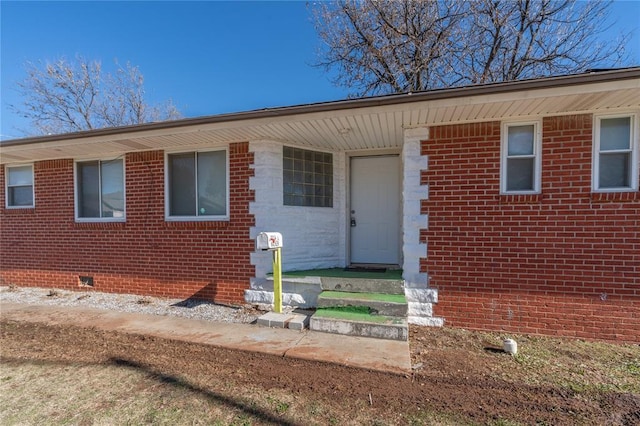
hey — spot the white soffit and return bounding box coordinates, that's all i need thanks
[1,78,639,163]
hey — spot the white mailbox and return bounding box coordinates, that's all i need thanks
[256,232,283,251]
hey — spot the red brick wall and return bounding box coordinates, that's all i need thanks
[421,115,640,342]
[0,142,255,304]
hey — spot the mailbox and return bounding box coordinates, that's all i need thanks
[256,231,284,313]
[256,232,283,251]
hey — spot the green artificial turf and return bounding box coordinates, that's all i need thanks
[320,291,406,304]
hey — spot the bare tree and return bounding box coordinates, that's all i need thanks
[12,56,181,135]
[457,0,630,84]
[313,0,631,97]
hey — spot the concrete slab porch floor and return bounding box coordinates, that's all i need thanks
[0,302,411,375]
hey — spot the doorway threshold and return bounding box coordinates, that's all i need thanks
[344,266,387,273]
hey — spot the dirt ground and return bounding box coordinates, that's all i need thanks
[1,318,639,425]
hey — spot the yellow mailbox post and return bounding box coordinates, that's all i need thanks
[256,232,283,314]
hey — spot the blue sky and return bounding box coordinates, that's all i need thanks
[1,0,639,141]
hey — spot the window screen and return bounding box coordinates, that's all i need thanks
[6,165,34,207]
[76,159,124,219]
[167,150,227,217]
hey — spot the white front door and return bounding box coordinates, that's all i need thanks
[350,155,401,265]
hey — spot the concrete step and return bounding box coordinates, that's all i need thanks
[256,311,311,331]
[317,291,407,317]
[320,277,404,295]
[310,308,408,341]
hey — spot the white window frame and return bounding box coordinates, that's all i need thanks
[500,120,542,194]
[592,113,639,192]
[164,148,230,221]
[5,163,35,208]
[74,157,126,223]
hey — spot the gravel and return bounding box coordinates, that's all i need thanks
[0,285,264,324]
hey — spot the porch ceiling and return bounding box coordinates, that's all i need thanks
[1,73,639,164]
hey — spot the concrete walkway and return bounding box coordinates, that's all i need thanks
[0,303,411,375]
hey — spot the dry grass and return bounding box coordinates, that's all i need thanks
[1,320,638,425]
[2,359,299,425]
[1,358,449,426]
[411,327,640,394]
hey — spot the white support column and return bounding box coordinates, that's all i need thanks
[402,127,429,287]
[401,128,443,327]
[248,140,283,281]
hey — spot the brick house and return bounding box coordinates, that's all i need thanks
[1,68,638,341]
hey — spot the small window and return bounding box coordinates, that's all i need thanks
[75,159,125,221]
[593,114,638,191]
[501,122,541,193]
[283,146,333,207]
[5,164,34,208]
[166,150,228,220]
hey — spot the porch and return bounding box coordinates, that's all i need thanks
[247,267,441,341]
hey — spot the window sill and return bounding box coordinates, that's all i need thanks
[499,193,543,204]
[74,221,126,229]
[165,220,230,229]
[590,191,640,203]
[2,207,35,214]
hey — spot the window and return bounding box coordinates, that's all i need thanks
[5,164,34,208]
[166,150,228,220]
[593,114,638,191]
[501,121,541,193]
[283,146,333,207]
[75,159,125,220]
